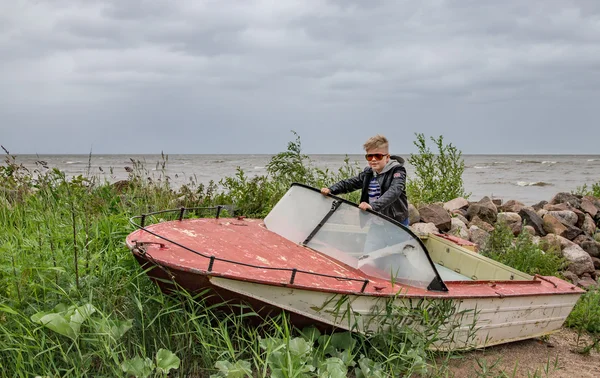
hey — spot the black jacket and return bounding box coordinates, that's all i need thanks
[328,155,408,224]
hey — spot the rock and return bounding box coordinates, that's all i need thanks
[519,207,547,236]
[470,215,495,233]
[418,204,451,232]
[580,240,600,258]
[562,244,595,276]
[524,225,536,236]
[499,200,525,213]
[408,204,420,225]
[542,214,567,236]
[544,203,571,212]
[452,212,469,225]
[497,212,522,236]
[469,225,490,249]
[492,198,502,206]
[581,214,596,236]
[542,233,575,251]
[444,197,469,212]
[549,192,581,207]
[561,271,579,284]
[547,210,578,227]
[449,217,469,240]
[592,257,600,270]
[532,200,548,211]
[466,196,498,224]
[410,222,439,235]
[577,275,598,289]
[537,209,548,218]
[580,197,599,217]
[543,213,582,240]
[583,195,600,213]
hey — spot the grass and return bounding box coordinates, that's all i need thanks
[1,134,599,377]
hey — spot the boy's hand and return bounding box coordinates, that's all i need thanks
[359,202,372,211]
[320,188,331,195]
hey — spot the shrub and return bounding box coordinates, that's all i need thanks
[406,133,470,206]
[480,222,565,277]
[573,181,600,198]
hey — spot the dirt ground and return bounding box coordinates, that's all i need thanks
[442,328,600,377]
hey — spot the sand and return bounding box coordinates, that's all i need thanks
[442,327,600,377]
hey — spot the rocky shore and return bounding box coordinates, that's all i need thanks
[408,192,600,288]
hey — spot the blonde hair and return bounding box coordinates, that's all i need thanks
[363,134,389,151]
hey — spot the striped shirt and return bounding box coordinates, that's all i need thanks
[368,177,381,203]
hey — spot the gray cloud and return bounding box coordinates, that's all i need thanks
[1,0,599,154]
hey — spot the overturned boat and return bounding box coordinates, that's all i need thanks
[125,183,584,350]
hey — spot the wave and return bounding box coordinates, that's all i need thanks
[65,161,82,164]
[516,181,552,187]
[588,159,598,162]
[541,161,557,164]
[254,166,265,170]
[515,160,544,164]
[473,166,488,169]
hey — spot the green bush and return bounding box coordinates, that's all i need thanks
[573,181,600,198]
[406,133,470,206]
[480,222,565,277]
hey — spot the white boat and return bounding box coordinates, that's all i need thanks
[126,183,584,350]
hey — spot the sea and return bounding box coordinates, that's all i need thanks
[8,154,600,206]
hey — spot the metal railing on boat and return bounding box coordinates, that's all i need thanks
[129,206,371,293]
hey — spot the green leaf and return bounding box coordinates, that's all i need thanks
[155,348,180,374]
[33,313,76,339]
[121,356,154,378]
[212,360,252,378]
[288,337,312,358]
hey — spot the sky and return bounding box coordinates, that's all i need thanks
[1,0,599,155]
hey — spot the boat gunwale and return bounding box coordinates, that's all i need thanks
[129,245,584,299]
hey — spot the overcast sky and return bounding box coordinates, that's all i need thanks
[1,0,599,155]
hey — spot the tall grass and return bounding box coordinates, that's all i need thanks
[0,138,469,377]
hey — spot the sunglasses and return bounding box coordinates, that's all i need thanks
[365,153,389,161]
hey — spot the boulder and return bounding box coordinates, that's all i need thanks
[497,212,522,236]
[499,200,525,213]
[449,217,469,240]
[452,212,469,225]
[466,196,498,224]
[469,225,490,249]
[580,240,600,258]
[542,233,575,251]
[592,257,600,270]
[470,215,495,233]
[537,209,548,219]
[444,197,469,212]
[583,195,600,213]
[542,213,582,240]
[519,207,547,236]
[561,270,579,284]
[549,192,581,207]
[418,204,451,232]
[542,214,567,236]
[523,225,536,236]
[580,197,598,217]
[547,210,578,227]
[408,204,420,225]
[562,244,595,276]
[577,275,598,289]
[532,200,548,211]
[410,222,439,235]
[582,214,597,236]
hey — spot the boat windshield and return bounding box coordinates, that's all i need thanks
[264,184,447,291]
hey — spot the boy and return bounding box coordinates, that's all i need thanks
[320,134,409,226]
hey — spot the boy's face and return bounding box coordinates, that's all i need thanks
[365,147,390,173]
